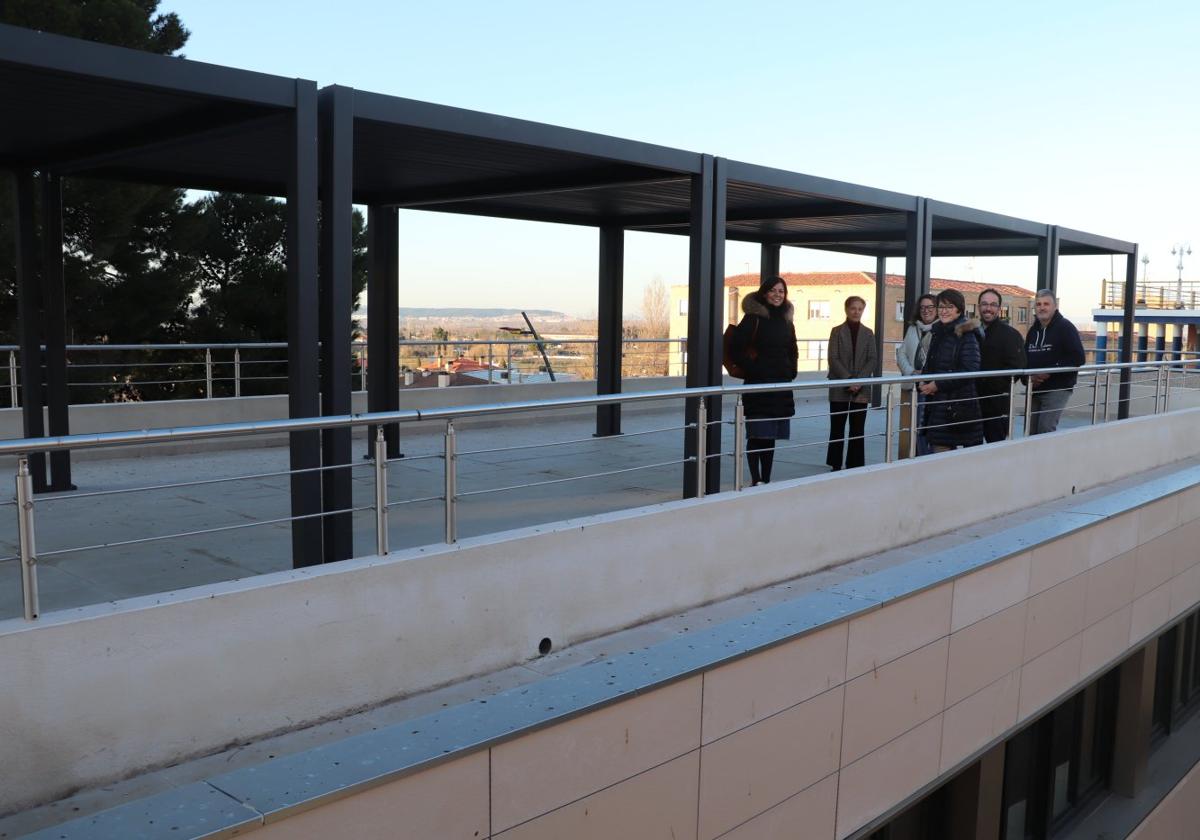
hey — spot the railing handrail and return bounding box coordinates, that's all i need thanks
[0,337,688,353]
[1,358,1192,458]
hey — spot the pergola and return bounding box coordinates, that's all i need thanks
[1,22,1141,569]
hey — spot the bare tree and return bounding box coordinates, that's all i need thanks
[640,276,670,375]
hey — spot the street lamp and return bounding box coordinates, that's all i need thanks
[1171,244,1191,308]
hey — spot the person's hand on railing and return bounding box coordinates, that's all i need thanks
[918,381,937,396]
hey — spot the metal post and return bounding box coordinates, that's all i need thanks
[1104,368,1114,422]
[695,398,708,498]
[360,346,367,391]
[444,420,457,543]
[506,344,512,382]
[884,385,896,463]
[8,351,17,408]
[374,427,389,556]
[487,343,494,384]
[16,457,39,621]
[204,348,213,398]
[1006,377,1018,440]
[908,384,920,459]
[1091,370,1101,425]
[1153,365,1163,414]
[234,348,242,398]
[1163,366,1172,413]
[734,397,746,490]
[1023,381,1035,436]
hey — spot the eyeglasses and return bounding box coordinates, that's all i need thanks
[919,305,936,310]
[978,302,1000,309]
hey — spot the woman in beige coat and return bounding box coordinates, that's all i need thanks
[826,296,878,470]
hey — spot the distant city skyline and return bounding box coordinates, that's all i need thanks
[165,0,1199,328]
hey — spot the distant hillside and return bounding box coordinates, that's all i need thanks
[388,308,567,319]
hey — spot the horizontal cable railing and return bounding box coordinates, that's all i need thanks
[3,358,1199,622]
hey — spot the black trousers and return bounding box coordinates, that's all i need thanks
[827,401,867,470]
[980,393,1009,443]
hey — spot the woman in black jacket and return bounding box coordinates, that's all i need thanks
[730,276,798,484]
[918,289,983,451]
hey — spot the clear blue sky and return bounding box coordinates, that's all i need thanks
[165,0,1200,325]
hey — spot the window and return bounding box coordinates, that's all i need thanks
[895,301,906,321]
[1018,307,1029,323]
[966,304,977,318]
[808,300,830,320]
[1150,612,1200,745]
[678,299,688,316]
[798,340,829,361]
[1000,669,1119,839]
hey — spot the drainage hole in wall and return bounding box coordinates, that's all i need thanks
[538,637,553,656]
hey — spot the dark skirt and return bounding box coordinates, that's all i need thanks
[746,418,791,440]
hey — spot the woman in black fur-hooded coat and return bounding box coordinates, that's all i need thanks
[730,276,798,484]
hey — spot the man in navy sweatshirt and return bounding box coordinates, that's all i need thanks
[1024,289,1086,434]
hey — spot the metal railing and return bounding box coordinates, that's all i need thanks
[3,358,1199,621]
[0,338,689,407]
[1101,278,1200,310]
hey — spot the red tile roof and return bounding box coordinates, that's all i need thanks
[722,272,1035,299]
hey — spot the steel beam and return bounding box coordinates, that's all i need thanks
[759,243,780,283]
[1118,247,1138,419]
[1037,225,1060,295]
[318,85,355,563]
[595,226,624,436]
[12,170,47,492]
[366,205,402,458]
[904,197,931,320]
[872,255,886,408]
[683,155,716,498]
[286,80,323,568]
[40,173,74,491]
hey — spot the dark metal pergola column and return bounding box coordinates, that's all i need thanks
[759,243,780,283]
[286,80,323,568]
[1118,246,1138,420]
[1037,225,1060,294]
[595,225,623,437]
[12,169,48,492]
[683,155,724,497]
[367,205,402,458]
[872,255,887,408]
[318,84,355,563]
[40,172,74,491]
[905,197,931,311]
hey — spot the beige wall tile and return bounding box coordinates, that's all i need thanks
[945,602,1026,707]
[836,715,943,840]
[1024,574,1087,662]
[951,553,1031,632]
[718,774,838,840]
[495,751,699,840]
[251,752,488,840]
[1130,582,1172,646]
[1169,562,1200,621]
[703,623,847,744]
[1171,521,1200,576]
[491,676,702,833]
[1084,551,1136,627]
[841,638,948,766]
[846,584,952,680]
[1080,605,1132,680]
[940,672,1020,774]
[1139,497,1181,544]
[1019,635,1082,721]
[1135,536,1177,598]
[1084,513,1139,569]
[1178,486,1200,527]
[1029,534,1088,596]
[698,686,843,840]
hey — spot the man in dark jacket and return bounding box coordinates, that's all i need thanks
[976,289,1026,442]
[1025,289,1086,435]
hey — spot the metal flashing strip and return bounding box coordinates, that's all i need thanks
[25,464,1200,838]
[18,782,261,840]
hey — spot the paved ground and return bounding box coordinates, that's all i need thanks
[0,379,1187,621]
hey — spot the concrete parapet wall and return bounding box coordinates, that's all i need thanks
[1,408,1198,815]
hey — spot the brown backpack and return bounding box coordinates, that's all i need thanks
[722,318,759,379]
